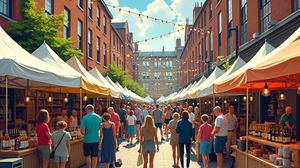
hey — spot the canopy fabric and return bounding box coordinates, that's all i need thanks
[156,96,165,103]
[0,27,81,88]
[161,92,177,103]
[168,82,195,102]
[105,76,130,99]
[177,81,198,100]
[245,37,300,89]
[199,57,246,97]
[214,42,275,93]
[182,76,207,99]
[89,68,121,98]
[145,96,154,103]
[66,57,110,95]
[214,27,300,93]
[31,42,105,95]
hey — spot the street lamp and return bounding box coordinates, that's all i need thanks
[229,25,239,59]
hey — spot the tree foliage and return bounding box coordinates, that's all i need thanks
[103,63,146,97]
[8,0,82,61]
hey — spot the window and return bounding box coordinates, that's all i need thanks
[294,0,300,11]
[209,1,213,19]
[45,0,53,16]
[103,16,107,34]
[142,72,149,79]
[113,54,116,62]
[88,1,92,18]
[165,61,173,68]
[142,83,149,90]
[142,61,150,67]
[218,12,223,56]
[154,72,161,80]
[166,72,173,79]
[203,10,206,27]
[241,0,248,44]
[0,0,11,17]
[205,35,208,61]
[78,0,83,8]
[97,7,100,27]
[210,29,214,61]
[64,8,70,38]
[77,20,83,50]
[96,37,100,63]
[103,43,107,66]
[228,0,233,54]
[260,0,271,33]
[88,29,92,58]
[154,61,161,68]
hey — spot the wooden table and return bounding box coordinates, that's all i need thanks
[0,138,85,168]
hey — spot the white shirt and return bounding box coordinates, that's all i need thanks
[126,115,136,125]
[188,112,195,128]
[225,113,237,131]
[142,110,148,122]
[69,116,78,128]
[214,114,228,136]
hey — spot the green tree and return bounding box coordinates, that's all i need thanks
[8,0,82,61]
[103,63,146,97]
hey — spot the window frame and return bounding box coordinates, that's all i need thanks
[240,0,248,44]
[97,7,100,27]
[77,0,83,8]
[45,0,53,16]
[260,0,271,33]
[88,29,93,59]
[96,37,100,63]
[218,12,223,56]
[103,16,107,34]
[77,19,83,50]
[63,7,70,39]
[103,43,107,66]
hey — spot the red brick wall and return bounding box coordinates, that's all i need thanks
[111,28,125,69]
[179,0,295,87]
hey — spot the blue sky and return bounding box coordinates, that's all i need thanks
[104,0,205,51]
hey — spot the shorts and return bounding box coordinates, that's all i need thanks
[200,140,211,154]
[54,156,68,163]
[164,119,171,124]
[136,120,141,125]
[214,136,227,153]
[155,123,162,129]
[83,142,99,157]
[37,145,51,158]
[142,140,156,154]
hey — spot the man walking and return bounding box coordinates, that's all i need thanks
[134,104,142,141]
[225,105,238,158]
[187,106,195,141]
[152,104,165,141]
[211,106,228,168]
[81,104,102,168]
[118,104,127,140]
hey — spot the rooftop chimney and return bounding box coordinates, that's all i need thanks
[193,2,201,23]
[162,46,165,52]
[176,38,181,48]
[134,43,139,52]
[186,18,189,25]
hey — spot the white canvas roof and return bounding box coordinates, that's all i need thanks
[183,76,207,99]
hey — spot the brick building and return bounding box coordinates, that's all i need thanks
[180,0,300,88]
[111,22,135,80]
[0,0,133,76]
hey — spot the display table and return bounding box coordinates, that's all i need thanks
[0,138,85,168]
[232,136,300,168]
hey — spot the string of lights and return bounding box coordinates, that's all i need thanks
[134,28,185,44]
[105,3,184,27]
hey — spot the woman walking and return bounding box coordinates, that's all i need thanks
[176,111,193,168]
[198,114,213,168]
[36,109,52,168]
[138,115,159,168]
[164,105,172,139]
[52,121,71,168]
[126,110,136,144]
[169,112,180,168]
[100,113,117,168]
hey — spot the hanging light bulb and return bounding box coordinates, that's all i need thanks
[25,95,30,103]
[83,94,88,102]
[111,101,114,105]
[224,100,227,104]
[297,86,300,94]
[250,96,253,102]
[243,96,247,101]
[204,101,207,105]
[64,95,68,103]
[208,101,211,104]
[216,100,219,104]
[234,98,237,102]
[262,83,271,96]
[48,96,53,103]
[279,92,286,101]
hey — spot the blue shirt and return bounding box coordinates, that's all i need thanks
[81,112,102,143]
[176,119,193,143]
[118,109,127,122]
[135,108,142,121]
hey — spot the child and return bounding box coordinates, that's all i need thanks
[198,114,212,168]
[52,121,71,168]
[126,110,136,144]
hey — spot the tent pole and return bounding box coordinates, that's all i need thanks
[5,76,8,132]
[80,88,82,120]
[246,83,249,168]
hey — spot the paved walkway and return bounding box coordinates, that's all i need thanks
[81,137,233,168]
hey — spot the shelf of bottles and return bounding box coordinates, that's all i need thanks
[248,123,297,144]
[0,129,33,151]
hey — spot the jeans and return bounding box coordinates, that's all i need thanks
[179,143,191,168]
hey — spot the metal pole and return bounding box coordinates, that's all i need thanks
[80,88,83,120]
[235,25,239,59]
[246,84,249,168]
[5,76,8,132]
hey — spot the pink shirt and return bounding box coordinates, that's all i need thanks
[36,123,52,145]
[110,112,120,134]
[199,123,212,141]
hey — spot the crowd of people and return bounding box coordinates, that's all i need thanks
[34,101,295,168]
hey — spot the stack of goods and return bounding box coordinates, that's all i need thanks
[0,129,30,151]
[67,126,83,140]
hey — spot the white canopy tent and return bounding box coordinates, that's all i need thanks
[182,76,207,100]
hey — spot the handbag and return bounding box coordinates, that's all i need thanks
[50,132,66,159]
[137,152,143,166]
